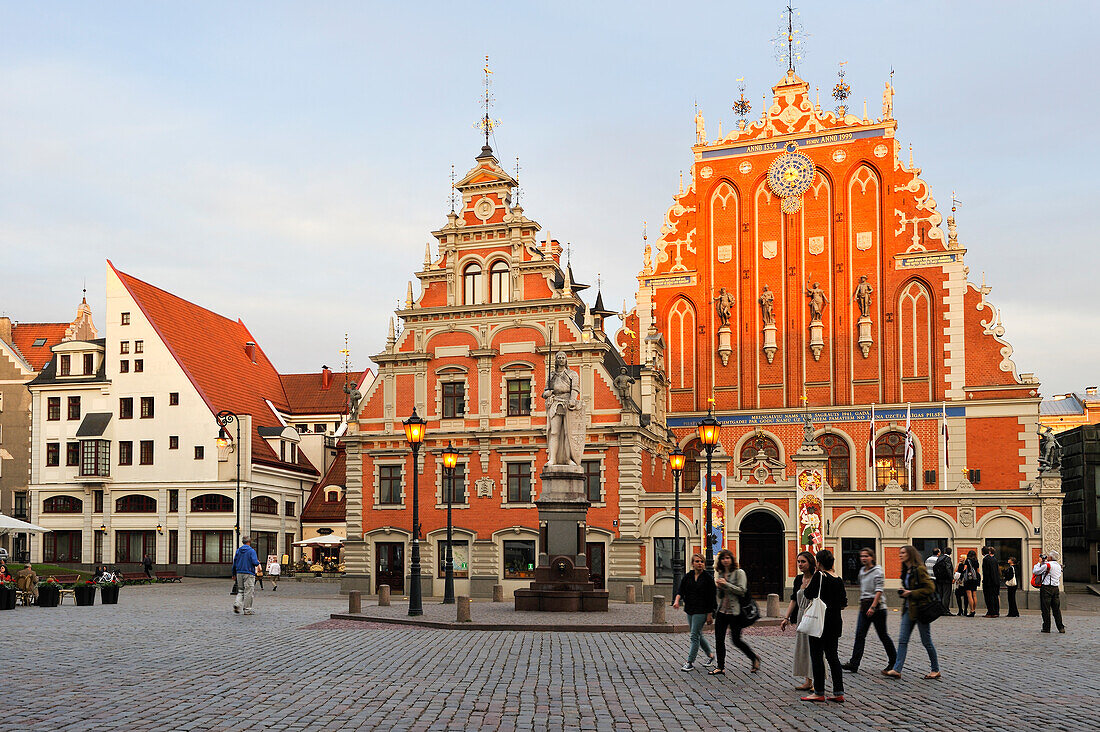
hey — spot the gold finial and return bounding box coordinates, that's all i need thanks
[679,170,684,194]
[908,144,914,168]
[450,164,456,212]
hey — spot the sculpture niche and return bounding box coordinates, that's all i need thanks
[514,351,609,612]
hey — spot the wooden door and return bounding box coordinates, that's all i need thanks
[585,542,605,589]
[375,542,404,594]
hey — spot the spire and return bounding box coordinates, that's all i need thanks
[405,281,414,309]
[423,241,432,268]
[473,55,501,151]
[386,317,396,351]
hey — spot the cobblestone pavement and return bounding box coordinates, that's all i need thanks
[3,581,1094,731]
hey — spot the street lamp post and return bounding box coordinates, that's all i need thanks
[669,447,686,604]
[403,409,426,616]
[697,407,721,571]
[441,442,458,605]
[216,410,241,595]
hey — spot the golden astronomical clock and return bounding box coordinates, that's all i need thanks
[767,141,816,214]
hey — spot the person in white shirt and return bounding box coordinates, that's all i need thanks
[1032,551,1064,633]
[266,557,281,592]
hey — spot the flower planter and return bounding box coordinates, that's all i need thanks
[100,585,121,605]
[73,585,97,606]
[37,584,60,607]
[0,586,15,610]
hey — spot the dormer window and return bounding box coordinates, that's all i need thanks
[60,354,71,376]
[462,263,483,305]
[326,490,340,503]
[490,260,509,303]
[83,353,94,375]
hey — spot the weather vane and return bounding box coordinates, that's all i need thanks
[473,55,501,147]
[773,5,806,72]
[733,77,751,118]
[449,163,457,212]
[514,156,521,206]
[339,332,351,389]
[833,61,851,117]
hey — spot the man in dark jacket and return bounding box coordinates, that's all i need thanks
[981,547,1000,617]
[932,547,954,609]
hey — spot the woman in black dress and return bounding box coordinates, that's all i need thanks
[800,549,847,703]
[954,553,968,616]
[1004,557,1020,617]
[963,550,980,617]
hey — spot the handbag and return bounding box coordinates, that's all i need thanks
[916,595,949,624]
[735,570,760,626]
[796,572,827,638]
[1004,567,1017,588]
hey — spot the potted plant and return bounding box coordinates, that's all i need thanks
[37,577,61,607]
[0,580,15,611]
[98,574,121,604]
[73,579,97,606]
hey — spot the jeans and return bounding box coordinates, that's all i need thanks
[1006,586,1019,616]
[235,573,256,611]
[714,611,757,669]
[848,601,896,670]
[893,611,938,673]
[1040,586,1064,631]
[686,613,712,664]
[808,632,843,696]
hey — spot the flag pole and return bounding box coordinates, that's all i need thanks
[870,402,876,491]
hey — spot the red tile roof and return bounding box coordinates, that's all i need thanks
[280,369,373,415]
[109,261,317,477]
[10,323,69,371]
[302,444,346,522]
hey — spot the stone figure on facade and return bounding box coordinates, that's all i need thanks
[853,275,874,319]
[613,366,636,404]
[543,352,583,466]
[695,108,706,145]
[344,381,362,419]
[713,287,734,328]
[805,281,829,321]
[1038,425,1062,472]
[758,285,775,326]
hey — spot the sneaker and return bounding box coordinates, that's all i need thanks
[701,655,715,667]
[841,662,858,673]
[679,663,695,672]
[233,605,240,614]
[243,610,255,615]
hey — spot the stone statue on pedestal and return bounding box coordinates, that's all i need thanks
[758,285,775,326]
[344,381,362,419]
[1038,425,1062,472]
[713,288,734,328]
[853,275,874,319]
[543,352,582,467]
[806,281,829,321]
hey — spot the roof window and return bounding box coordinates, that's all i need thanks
[32,338,46,347]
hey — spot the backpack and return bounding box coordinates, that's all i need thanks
[1031,562,1047,589]
[932,555,951,581]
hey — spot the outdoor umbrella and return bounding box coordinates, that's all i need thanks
[292,535,346,547]
[0,513,49,535]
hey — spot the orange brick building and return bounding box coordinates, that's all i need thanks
[619,70,1061,594]
[341,145,672,600]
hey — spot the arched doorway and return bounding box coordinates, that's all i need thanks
[739,511,784,598]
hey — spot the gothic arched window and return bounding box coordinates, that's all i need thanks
[740,435,779,463]
[462,263,483,305]
[817,433,850,491]
[874,431,909,491]
[489,260,509,303]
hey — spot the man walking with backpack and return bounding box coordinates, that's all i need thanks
[232,536,260,616]
[931,547,954,610]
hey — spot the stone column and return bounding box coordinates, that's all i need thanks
[341,424,371,594]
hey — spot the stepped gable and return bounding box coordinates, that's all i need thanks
[109,261,317,476]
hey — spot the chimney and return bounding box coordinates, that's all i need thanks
[0,316,11,345]
[321,365,333,390]
[1087,386,1098,396]
[245,341,256,363]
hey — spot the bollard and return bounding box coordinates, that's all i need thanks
[651,595,667,624]
[349,590,362,614]
[457,596,471,622]
[378,584,391,606]
[766,593,780,618]
[492,584,504,603]
[625,585,636,604]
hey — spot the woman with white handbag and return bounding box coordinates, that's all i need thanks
[779,550,817,691]
[799,549,847,703]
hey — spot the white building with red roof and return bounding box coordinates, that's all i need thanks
[25,263,364,574]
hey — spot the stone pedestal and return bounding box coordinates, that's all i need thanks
[717,325,733,366]
[762,324,778,364]
[857,316,873,358]
[809,320,824,361]
[514,465,609,612]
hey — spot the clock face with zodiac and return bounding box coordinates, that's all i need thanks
[767,142,816,213]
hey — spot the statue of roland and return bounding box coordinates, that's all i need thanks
[543,351,582,467]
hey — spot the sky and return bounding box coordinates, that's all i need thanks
[1,2,1096,395]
